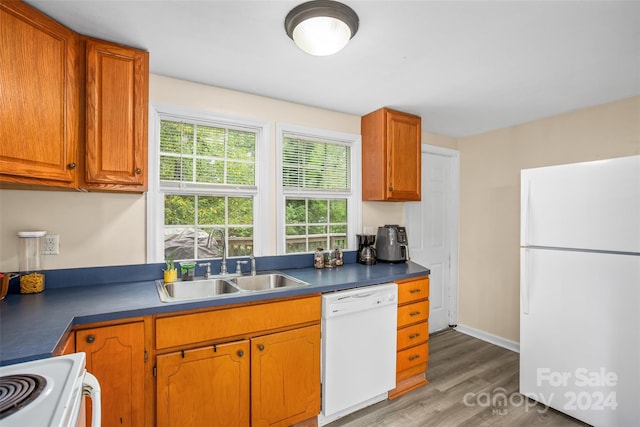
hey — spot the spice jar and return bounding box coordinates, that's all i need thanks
[324,250,336,268]
[181,263,195,281]
[17,231,46,294]
[334,247,343,266]
[314,248,325,269]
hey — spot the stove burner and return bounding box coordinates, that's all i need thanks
[0,374,46,419]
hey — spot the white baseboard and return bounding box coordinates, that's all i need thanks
[454,324,520,353]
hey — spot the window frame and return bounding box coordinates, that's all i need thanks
[147,104,270,263]
[276,123,361,255]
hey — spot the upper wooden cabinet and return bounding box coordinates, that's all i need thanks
[361,108,422,201]
[0,0,80,187]
[0,0,149,192]
[83,38,149,191]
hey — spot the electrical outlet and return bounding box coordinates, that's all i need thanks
[43,235,59,255]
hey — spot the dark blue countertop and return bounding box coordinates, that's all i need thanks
[0,261,428,365]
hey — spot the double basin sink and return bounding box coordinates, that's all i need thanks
[156,272,310,303]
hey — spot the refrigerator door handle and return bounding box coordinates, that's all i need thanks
[521,248,530,315]
[522,179,531,246]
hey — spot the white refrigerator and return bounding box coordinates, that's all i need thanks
[520,155,640,427]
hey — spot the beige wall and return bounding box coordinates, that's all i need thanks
[456,96,640,342]
[0,190,146,271]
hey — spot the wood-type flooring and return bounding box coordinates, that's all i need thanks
[328,329,591,427]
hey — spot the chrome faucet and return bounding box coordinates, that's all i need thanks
[198,262,211,279]
[250,253,256,276]
[207,228,227,275]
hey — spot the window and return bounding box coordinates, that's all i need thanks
[277,124,361,254]
[149,106,268,262]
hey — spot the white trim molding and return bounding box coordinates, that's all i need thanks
[455,324,520,353]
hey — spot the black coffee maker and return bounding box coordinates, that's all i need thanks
[356,234,377,265]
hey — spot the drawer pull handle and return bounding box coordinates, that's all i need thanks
[409,311,421,317]
[237,350,244,357]
[258,344,265,351]
[409,355,421,361]
[86,335,95,343]
[409,333,421,339]
[409,289,421,294]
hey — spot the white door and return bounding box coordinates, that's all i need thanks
[405,145,459,333]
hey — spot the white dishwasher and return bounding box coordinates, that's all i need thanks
[319,283,398,426]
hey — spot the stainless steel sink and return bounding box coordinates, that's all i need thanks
[231,273,309,291]
[156,278,241,302]
[156,272,310,302]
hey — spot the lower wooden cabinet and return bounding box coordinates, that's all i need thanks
[76,321,145,427]
[251,325,321,427]
[156,340,250,427]
[155,325,320,427]
[389,276,430,399]
[154,296,321,427]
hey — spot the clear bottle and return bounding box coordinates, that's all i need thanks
[17,231,46,293]
[314,248,325,269]
[324,250,336,268]
[334,246,343,266]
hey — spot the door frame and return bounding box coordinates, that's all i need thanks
[409,144,460,327]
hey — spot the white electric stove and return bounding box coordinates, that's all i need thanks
[0,352,101,427]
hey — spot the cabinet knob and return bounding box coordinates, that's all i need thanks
[85,335,95,343]
[237,350,244,357]
[389,186,394,192]
[257,344,264,351]
[68,162,77,170]
[135,167,142,174]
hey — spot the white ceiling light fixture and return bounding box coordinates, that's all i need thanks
[284,0,359,56]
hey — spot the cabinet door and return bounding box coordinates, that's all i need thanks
[84,38,148,191]
[0,0,79,186]
[157,340,250,427]
[386,110,421,201]
[76,322,145,427]
[251,325,320,427]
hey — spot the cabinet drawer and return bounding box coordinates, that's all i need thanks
[396,342,429,373]
[156,296,321,350]
[397,321,428,350]
[397,300,429,328]
[397,277,429,304]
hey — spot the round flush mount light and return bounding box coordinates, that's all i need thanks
[284,0,359,56]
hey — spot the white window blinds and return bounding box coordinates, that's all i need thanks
[282,135,350,192]
[159,120,256,188]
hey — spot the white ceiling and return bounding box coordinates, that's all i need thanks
[26,0,640,138]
